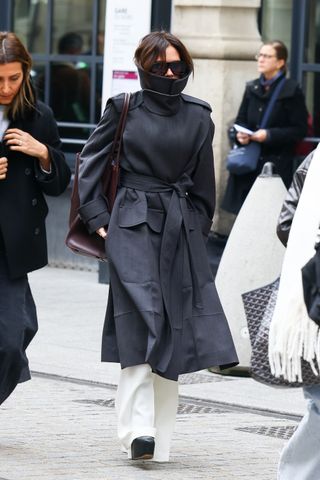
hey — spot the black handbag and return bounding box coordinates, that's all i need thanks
[65,92,130,260]
[226,77,286,175]
[242,278,320,387]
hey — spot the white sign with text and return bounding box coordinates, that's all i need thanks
[102,0,152,112]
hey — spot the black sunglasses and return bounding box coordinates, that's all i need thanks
[150,60,188,77]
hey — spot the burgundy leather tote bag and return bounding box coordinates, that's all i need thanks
[65,92,130,260]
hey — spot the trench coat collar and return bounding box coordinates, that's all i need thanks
[137,66,191,116]
[141,89,182,116]
[137,66,190,95]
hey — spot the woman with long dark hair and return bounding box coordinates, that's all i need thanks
[78,31,238,462]
[0,32,70,404]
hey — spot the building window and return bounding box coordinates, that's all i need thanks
[13,0,106,159]
[261,0,320,146]
[261,0,293,55]
[302,1,320,138]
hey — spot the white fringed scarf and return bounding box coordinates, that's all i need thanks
[269,143,320,382]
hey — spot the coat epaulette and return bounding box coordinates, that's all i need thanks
[181,94,212,112]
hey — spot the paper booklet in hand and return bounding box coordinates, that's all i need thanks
[233,124,254,135]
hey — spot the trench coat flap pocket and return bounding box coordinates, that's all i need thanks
[119,205,164,233]
[147,209,164,233]
[118,203,147,228]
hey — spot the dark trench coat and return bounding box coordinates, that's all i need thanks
[79,89,238,380]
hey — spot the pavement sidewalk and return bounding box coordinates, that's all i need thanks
[0,266,308,480]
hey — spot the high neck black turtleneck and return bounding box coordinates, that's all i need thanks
[141,89,181,116]
[137,66,191,116]
[137,66,190,95]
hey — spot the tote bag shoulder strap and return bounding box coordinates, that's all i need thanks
[69,92,131,226]
[260,77,286,129]
[107,92,131,169]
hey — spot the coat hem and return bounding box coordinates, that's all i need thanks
[101,357,239,381]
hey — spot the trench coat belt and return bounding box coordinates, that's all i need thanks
[120,170,203,371]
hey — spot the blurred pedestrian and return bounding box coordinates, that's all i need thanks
[222,40,308,215]
[51,32,90,123]
[78,31,238,462]
[0,32,71,404]
[35,31,90,129]
[271,146,320,479]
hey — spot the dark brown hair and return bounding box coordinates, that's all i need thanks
[134,31,194,75]
[263,40,288,73]
[0,31,36,119]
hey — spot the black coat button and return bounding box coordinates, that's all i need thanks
[25,168,31,175]
[32,198,38,206]
[34,227,40,235]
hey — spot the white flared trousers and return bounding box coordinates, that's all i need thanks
[278,385,320,479]
[115,364,179,461]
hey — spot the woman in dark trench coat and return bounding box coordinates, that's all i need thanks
[78,31,238,462]
[0,32,71,405]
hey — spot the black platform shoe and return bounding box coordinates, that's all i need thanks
[131,436,155,460]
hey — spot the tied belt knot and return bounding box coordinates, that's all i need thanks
[170,174,193,197]
[120,170,203,372]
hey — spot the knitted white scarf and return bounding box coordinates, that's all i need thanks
[269,143,320,382]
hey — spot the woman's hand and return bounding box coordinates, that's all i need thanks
[236,132,251,145]
[96,227,107,239]
[0,157,8,180]
[250,129,267,143]
[4,128,51,171]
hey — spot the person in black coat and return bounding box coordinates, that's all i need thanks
[78,31,238,462]
[222,40,308,215]
[0,32,71,404]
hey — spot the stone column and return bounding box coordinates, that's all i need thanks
[173,0,262,234]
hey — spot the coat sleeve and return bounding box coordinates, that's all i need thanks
[34,105,71,196]
[276,151,313,246]
[265,86,308,146]
[188,114,215,238]
[78,100,119,234]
